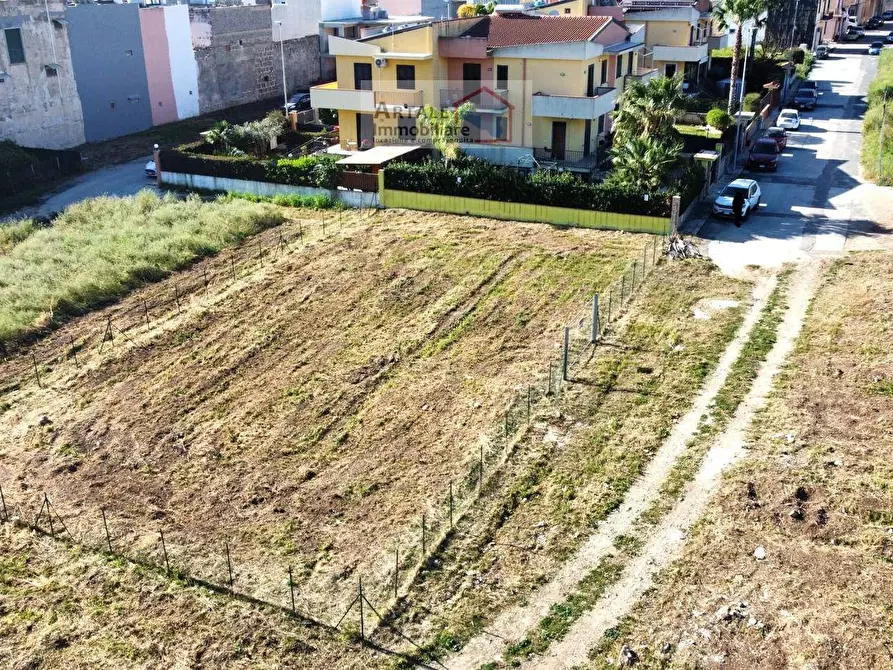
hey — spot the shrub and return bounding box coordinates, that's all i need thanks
[159,150,343,189]
[457,4,476,17]
[706,108,733,131]
[743,92,763,113]
[384,156,673,217]
[862,50,893,185]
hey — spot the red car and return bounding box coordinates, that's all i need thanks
[747,138,780,171]
[765,126,788,150]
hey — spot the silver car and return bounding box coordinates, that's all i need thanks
[713,178,762,219]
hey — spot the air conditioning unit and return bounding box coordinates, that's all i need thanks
[374,57,388,68]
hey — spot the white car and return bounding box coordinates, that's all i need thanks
[777,108,801,131]
[713,178,762,219]
[145,160,157,178]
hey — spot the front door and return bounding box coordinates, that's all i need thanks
[583,119,592,157]
[551,121,566,161]
[463,62,482,95]
[586,64,595,97]
[356,113,374,149]
[354,62,373,90]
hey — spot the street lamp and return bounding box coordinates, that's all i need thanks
[732,24,758,169]
[275,20,288,114]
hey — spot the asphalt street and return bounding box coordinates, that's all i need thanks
[687,35,891,276]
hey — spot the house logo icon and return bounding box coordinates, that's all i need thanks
[447,85,514,145]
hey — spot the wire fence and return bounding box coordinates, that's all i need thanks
[1,216,670,666]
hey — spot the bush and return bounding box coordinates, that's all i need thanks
[862,50,893,185]
[743,92,763,113]
[160,150,343,189]
[384,156,673,217]
[221,191,338,209]
[706,108,733,131]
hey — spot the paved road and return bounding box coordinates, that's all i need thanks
[686,36,892,276]
[3,155,156,222]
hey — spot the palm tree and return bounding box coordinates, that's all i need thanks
[417,102,474,165]
[610,135,683,192]
[713,0,769,114]
[611,75,687,142]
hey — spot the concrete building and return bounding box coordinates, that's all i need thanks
[140,4,200,125]
[67,2,153,142]
[192,4,319,114]
[0,0,85,149]
[311,13,654,171]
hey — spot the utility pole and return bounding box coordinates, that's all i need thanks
[790,0,802,50]
[276,20,288,114]
[733,26,757,169]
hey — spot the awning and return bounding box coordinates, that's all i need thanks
[336,144,422,166]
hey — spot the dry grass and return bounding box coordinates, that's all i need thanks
[0,524,384,670]
[0,208,647,628]
[588,254,893,669]
[383,259,753,664]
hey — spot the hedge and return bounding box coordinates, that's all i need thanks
[384,156,675,217]
[159,150,343,189]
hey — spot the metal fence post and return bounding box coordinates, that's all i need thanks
[562,326,570,381]
[620,272,626,306]
[591,294,599,343]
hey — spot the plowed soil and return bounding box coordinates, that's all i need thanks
[0,208,643,620]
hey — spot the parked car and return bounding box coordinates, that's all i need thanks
[793,88,818,110]
[713,179,762,219]
[883,10,893,20]
[815,44,829,58]
[777,108,801,130]
[747,138,781,171]
[868,41,884,54]
[844,29,860,41]
[851,24,866,35]
[765,126,788,150]
[886,31,893,44]
[867,17,881,28]
[145,160,157,178]
[286,92,311,112]
[800,80,818,91]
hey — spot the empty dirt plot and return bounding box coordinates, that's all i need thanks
[382,259,754,665]
[0,208,647,624]
[587,253,893,669]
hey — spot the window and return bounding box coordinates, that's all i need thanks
[5,28,25,64]
[665,63,677,78]
[564,7,570,12]
[600,59,608,84]
[44,65,58,77]
[615,54,623,78]
[396,64,415,90]
[125,49,133,56]
[495,115,508,140]
[496,64,508,90]
[109,101,116,110]
[597,113,605,134]
[627,54,633,75]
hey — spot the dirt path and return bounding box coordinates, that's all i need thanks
[447,274,776,670]
[525,261,822,669]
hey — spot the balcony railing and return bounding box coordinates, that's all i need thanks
[531,87,616,120]
[533,148,600,172]
[440,88,510,111]
[375,89,424,108]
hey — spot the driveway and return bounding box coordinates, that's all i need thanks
[686,38,893,276]
[3,156,157,222]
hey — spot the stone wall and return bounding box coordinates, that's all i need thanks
[191,6,320,115]
[0,0,85,149]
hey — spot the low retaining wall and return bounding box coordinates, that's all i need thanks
[160,171,379,208]
[380,187,672,234]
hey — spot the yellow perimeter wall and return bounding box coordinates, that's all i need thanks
[379,178,671,234]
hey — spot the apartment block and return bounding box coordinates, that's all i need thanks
[311,13,654,172]
[0,0,85,149]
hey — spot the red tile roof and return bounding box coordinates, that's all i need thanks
[465,14,614,47]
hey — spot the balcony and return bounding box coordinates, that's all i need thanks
[531,87,616,120]
[310,83,424,112]
[440,88,510,113]
[631,67,658,83]
[652,41,709,64]
[532,148,601,173]
[375,89,424,108]
[310,82,375,113]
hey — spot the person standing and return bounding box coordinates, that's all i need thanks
[732,189,745,228]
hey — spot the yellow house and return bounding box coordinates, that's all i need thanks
[309,13,654,173]
[527,0,714,90]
